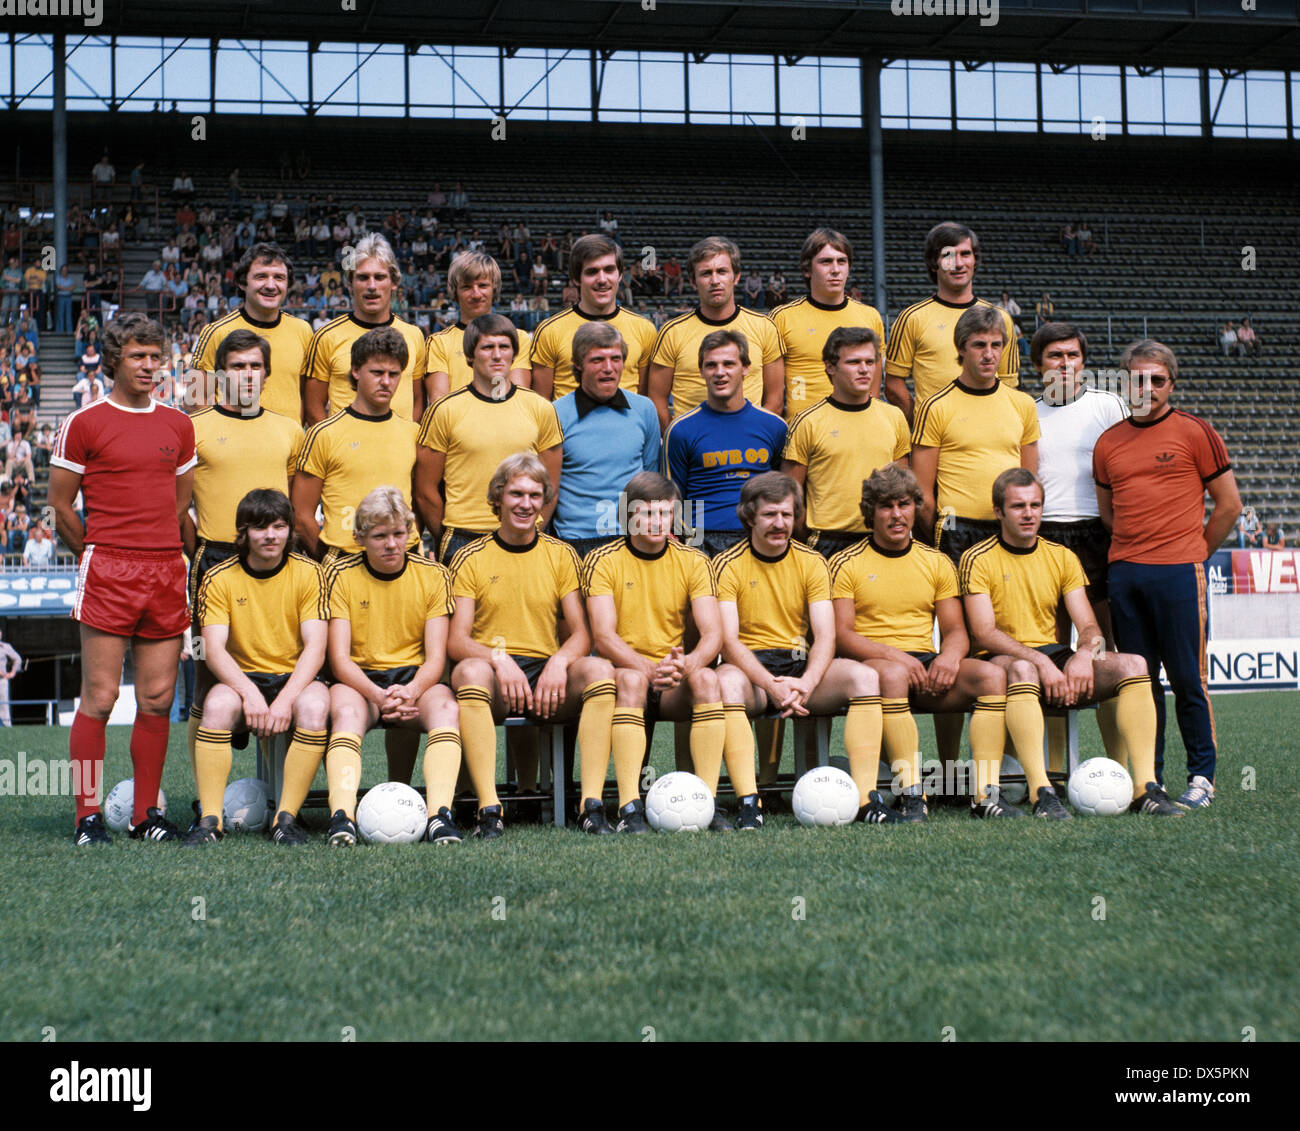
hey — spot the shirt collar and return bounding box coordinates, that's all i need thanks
[574,386,630,419]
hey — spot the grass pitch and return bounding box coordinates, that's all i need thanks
[1,692,1296,1043]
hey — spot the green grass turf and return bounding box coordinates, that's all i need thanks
[0,691,1296,1042]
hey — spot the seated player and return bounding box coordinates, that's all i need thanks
[831,465,1015,821]
[448,453,615,839]
[960,468,1183,818]
[306,486,464,846]
[189,489,330,845]
[713,472,901,826]
[584,471,746,833]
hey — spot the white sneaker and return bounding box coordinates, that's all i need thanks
[1176,774,1215,810]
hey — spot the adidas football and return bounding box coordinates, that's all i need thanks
[223,778,271,832]
[644,771,714,832]
[103,779,167,832]
[1067,758,1134,816]
[356,781,428,844]
[792,766,860,827]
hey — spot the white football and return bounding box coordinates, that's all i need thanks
[103,779,167,832]
[1067,757,1134,816]
[357,781,428,844]
[793,766,860,827]
[223,777,271,832]
[644,771,714,832]
[999,755,1028,804]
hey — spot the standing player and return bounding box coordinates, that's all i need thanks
[714,473,900,826]
[188,489,331,845]
[415,313,563,564]
[772,227,887,418]
[648,236,785,430]
[781,326,909,561]
[584,472,738,833]
[302,233,426,424]
[423,250,532,400]
[1093,340,1241,809]
[884,221,1018,426]
[310,487,463,846]
[189,242,312,421]
[1031,321,1129,770]
[528,234,657,402]
[553,322,661,560]
[960,469,1184,817]
[831,465,1013,821]
[48,313,196,845]
[448,454,616,839]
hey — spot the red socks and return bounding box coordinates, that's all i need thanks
[128,711,171,826]
[71,710,108,822]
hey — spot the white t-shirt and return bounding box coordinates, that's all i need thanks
[1036,384,1129,522]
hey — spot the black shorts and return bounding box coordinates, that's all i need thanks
[508,654,548,690]
[752,648,808,680]
[1039,519,1112,601]
[807,530,866,561]
[700,530,746,560]
[189,539,238,617]
[230,670,327,743]
[439,527,489,565]
[1034,643,1074,671]
[907,650,939,669]
[562,534,621,562]
[936,517,1001,566]
[363,665,420,727]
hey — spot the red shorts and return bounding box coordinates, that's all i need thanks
[73,545,190,639]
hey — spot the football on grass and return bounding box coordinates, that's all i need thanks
[223,778,270,832]
[792,766,860,827]
[103,780,167,832]
[1067,758,1134,816]
[645,771,714,832]
[357,781,428,844]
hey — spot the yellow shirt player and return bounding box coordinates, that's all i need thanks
[772,227,887,417]
[647,236,785,430]
[711,472,901,825]
[884,222,1019,425]
[190,244,313,421]
[910,304,1039,564]
[312,486,465,846]
[583,471,746,832]
[293,327,420,562]
[780,326,909,560]
[415,313,564,562]
[448,453,615,840]
[960,468,1179,819]
[189,488,330,845]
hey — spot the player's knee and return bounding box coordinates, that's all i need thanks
[452,659,492,689]
[874,661,909,699]
[687,666,720,702]
[202,684,242,728]
[972,661,1006,697]
[1117,652,1148,680]
[615,667,649,705]
[424,686,458,728]
[1009,659,1038,685]
[715,665,748,703]
[294,684,330,730]
[850,663,880,697]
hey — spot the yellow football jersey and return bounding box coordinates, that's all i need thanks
[959,536,1088,648]
[911,381,1040,521]
[771,296,887,420]
[713,539,830,654]
[191,406,303,543]
[425,322,532,394]
[325,550,454,669]
[830,537,958,653]
[451,532,582,660]
[417,384,563,533]
[650,306,784,418]
[196,552,326,674]
[297,407,420,550]
[529,306,658,399]
[784,397,910,533]
[582,537,715,661]
[885,295,1019,405]
[302,313,426,420]
[192,308,313,423]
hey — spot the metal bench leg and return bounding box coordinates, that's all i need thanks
[817,717,830,767]
[257,733,289,807]
[1068,710,1080,776]
[550,726,565,828]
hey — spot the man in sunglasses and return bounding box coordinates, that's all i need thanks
[1092,340,1241,811]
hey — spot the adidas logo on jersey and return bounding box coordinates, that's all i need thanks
[236,596,247,605]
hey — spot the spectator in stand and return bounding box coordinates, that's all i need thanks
[1035,291,1055,325]
[559,278,579,309]
[10,382,34,436]
[1,258,21,324]
[1237,506,1261,548]
[510,291,530,330]
[530,252,548,297]
[1061,221,1080,256]
[598,210,620,245]
[662,253,683,298]
[228,166,241,206]
[23,261,46,322]
[23,519,54,567]
[1078,220,1097,254]
[427,182,446,218]
[1263,523,1285,550]
[161,237,181,267]
[765,268,788,309]
[1220,322,1242,358]
[140,260,167,293]
[33,423,54,468]
[448,182,470,222]
[997,290,1022,319]
[91,152,116,202]
[1237,317,1259,357]
[742,267,764,309]
[539,231,559,270]
[6,503,29,555]
[5,431,34,481]
[55,265,77,333]
[172,170,195,199]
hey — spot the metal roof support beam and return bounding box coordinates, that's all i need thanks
[862,54,886,317]
[53,30,66,272]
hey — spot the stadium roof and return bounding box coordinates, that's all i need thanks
[30,0,1300,71]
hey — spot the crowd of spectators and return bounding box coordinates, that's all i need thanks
[1219,317,1261,358]
[1237,506,1287,549]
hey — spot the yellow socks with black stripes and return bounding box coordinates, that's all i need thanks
[455,685,500,809]
[720,703,756,797]
[612,707,647,807]
[880,698,920,793]
[1114,676,1158,789]
[325,732,363,819]
[845,695,884,799]
[1005,683,1050,795]
[1096,696,1123,768]
[278,728,328,818]
[577,679,616,805]
[687,702,726,794]
[423,728,462,813]
[187,705,203,781]
[193,727,232,826]
[968,695,1007,798]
